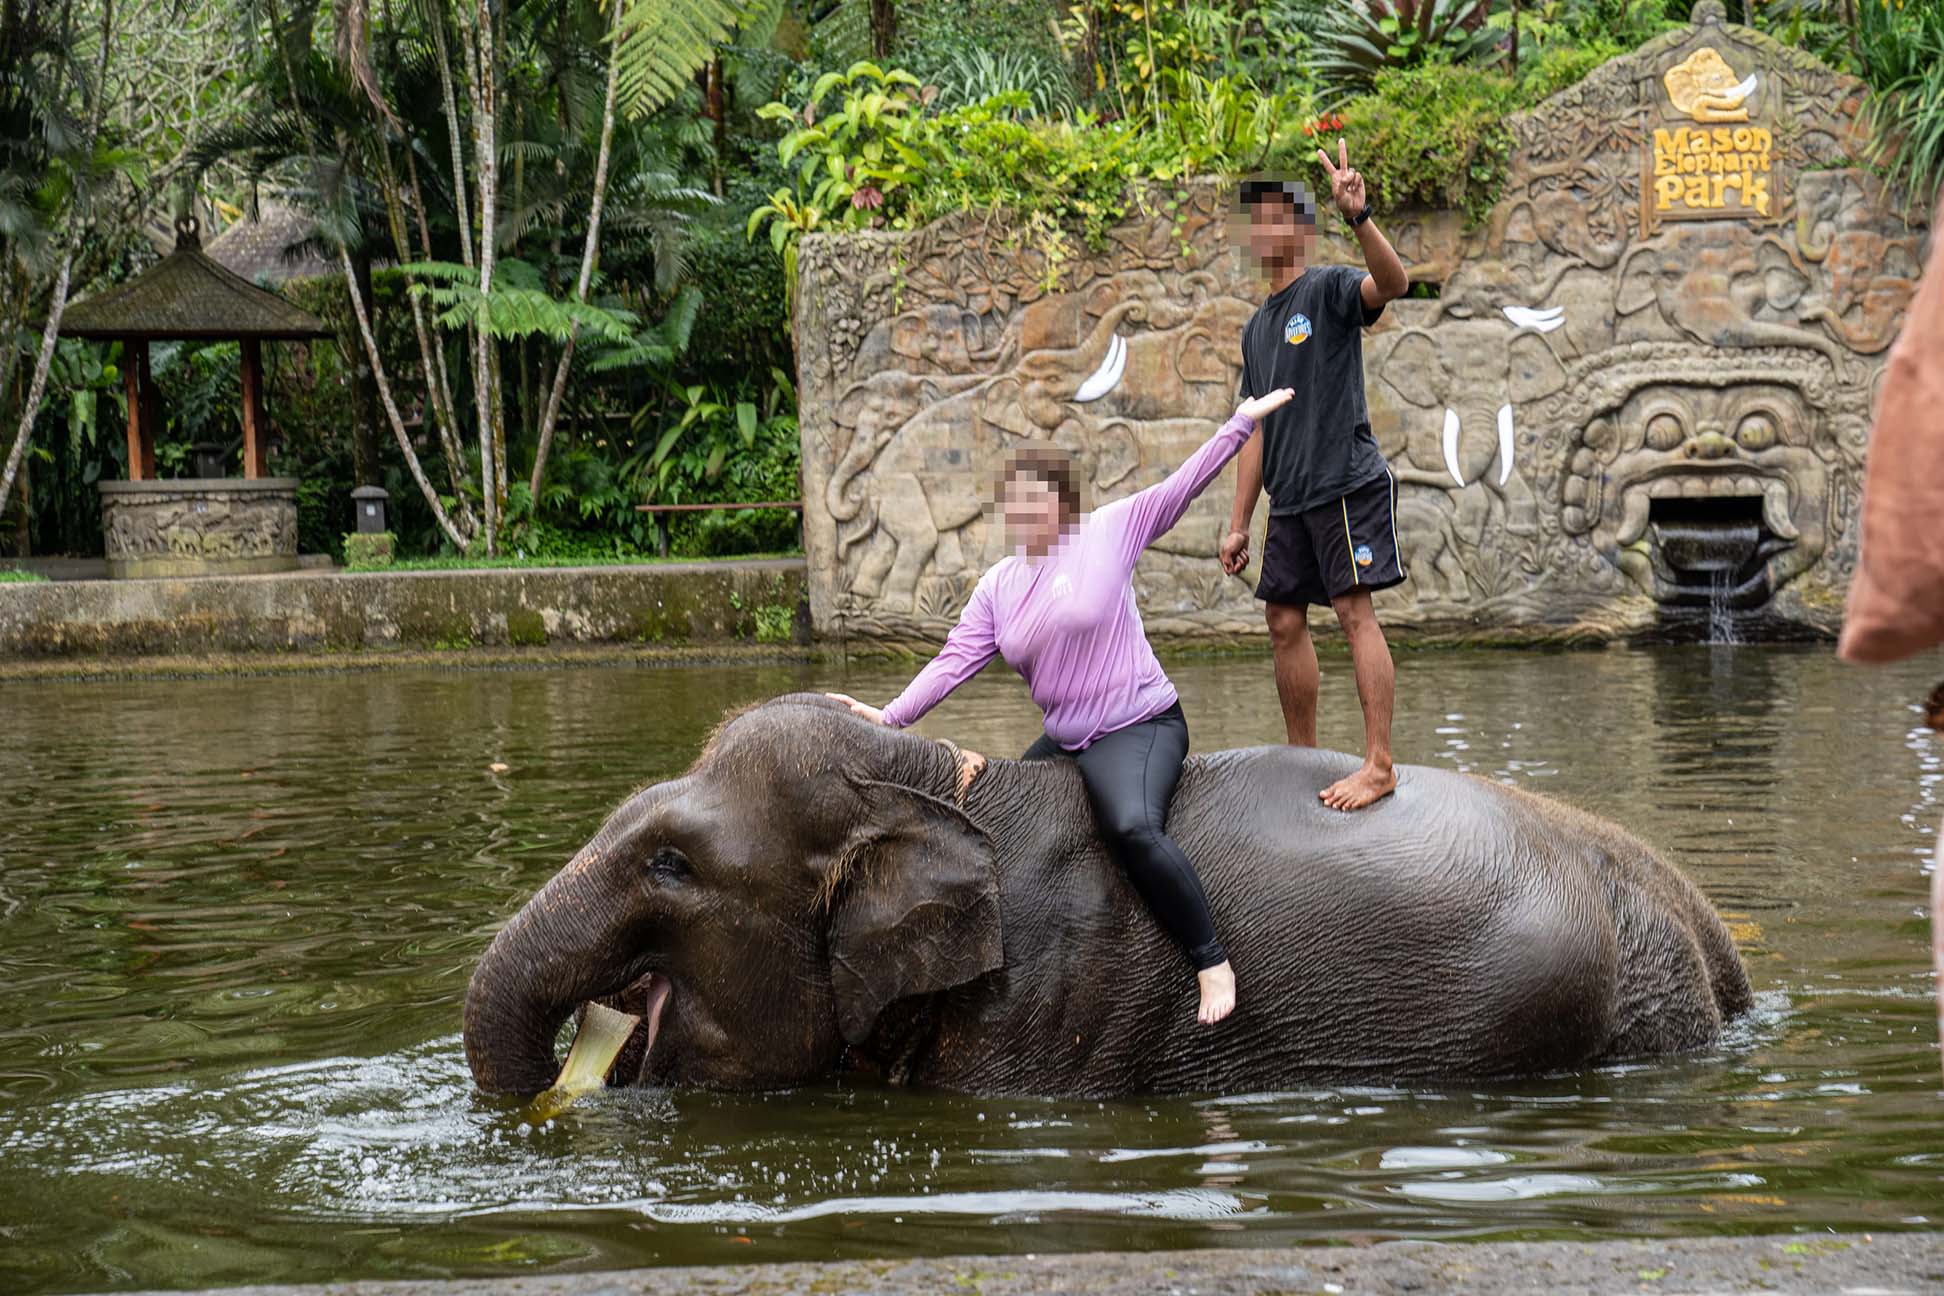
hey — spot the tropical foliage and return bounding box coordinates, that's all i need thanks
[1,0,1936,567]
[1312,0,1502,105]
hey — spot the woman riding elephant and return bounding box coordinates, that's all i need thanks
[461,692,1753,1099]
[828,387,1298,1027]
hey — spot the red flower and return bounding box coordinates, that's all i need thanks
[851,186,884,211]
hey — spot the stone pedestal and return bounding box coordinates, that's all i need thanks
[98,477,300,579]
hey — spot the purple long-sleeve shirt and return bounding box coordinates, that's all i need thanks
[881,412,1256,750]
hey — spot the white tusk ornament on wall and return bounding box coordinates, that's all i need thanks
[1442,408,1466,488]
[1073,333,1128,403]
[1501,305,1565,333]
[1497,403,1515,486]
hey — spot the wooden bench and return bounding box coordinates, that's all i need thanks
[634,500,804,557]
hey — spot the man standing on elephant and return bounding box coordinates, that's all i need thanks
[1220,144,1411,811]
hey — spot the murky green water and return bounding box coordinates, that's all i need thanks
[1,646,1940,1293]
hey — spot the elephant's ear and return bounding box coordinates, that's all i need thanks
[1380,331,1447,410]
[825,777,1003,1046]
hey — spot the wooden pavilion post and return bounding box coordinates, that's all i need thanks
[123,337,154,480]
[240,338,267,479]
[137,344,157,478]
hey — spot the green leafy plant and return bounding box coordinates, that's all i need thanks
[637,367,798,502]
[752,601,796,642]
[402,258,640,345]
[931,47,1077,116]
[1855,0,1944,208]
[1313,0,1504,105]
[613,0,749,117]
[1056,0,1260,122]
[1322,61,1530,224]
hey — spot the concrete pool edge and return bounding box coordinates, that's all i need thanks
[0,553,1842,670]
[107,1233,1944,1296]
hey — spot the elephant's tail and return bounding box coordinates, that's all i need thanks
[1593,829,1755,1060]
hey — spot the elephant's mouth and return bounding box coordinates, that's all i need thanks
[574,970,671,1088]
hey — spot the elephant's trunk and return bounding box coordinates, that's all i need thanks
[463,855,643,1095]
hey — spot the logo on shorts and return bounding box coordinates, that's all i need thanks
[1283,311,1312,346]
[1354,544,1374,568]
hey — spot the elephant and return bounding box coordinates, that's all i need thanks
[463,695,1754,1099]
[1614,227,1846,370]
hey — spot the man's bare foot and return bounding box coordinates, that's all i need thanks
[1196,961,1237,1025]
[1320,761,1397,811]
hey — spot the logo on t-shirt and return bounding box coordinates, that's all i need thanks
[1284,311,1313,346]
[1050,572,1074,599]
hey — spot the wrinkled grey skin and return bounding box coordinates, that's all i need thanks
[463,694,1752,1099]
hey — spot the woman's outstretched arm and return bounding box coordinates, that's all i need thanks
[1118,388,1294,554]
[828,570,1000,729]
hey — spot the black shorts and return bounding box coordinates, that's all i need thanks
[1255,470,1407,608]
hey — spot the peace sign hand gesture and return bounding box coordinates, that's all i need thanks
[1317,137,1367,221]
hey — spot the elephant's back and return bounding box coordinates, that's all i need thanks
[1170,745,1534,875]
[1154,746,1626,1081]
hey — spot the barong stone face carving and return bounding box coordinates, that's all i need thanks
[794,0,1925,644]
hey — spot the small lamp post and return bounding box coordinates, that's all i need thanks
[191,442,227,479]
[347,484,393,568]
[351,485,389,534]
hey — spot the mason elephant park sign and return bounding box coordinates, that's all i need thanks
[1643,46,1777,232]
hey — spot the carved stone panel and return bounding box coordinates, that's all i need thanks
[795,0,1925,645]
[99,478,301,580]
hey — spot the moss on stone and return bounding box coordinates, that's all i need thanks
[343,531,396,569]
[506,607,548,647]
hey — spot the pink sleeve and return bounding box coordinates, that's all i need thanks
[1114,412,1256,556]
[880,574,1000,729]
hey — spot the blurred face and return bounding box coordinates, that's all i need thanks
[1243,197,1315,275]
[1001,472,1067,556]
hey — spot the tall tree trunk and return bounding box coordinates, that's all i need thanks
[869,0,894,59]
[460,0,499,554]
[0,240,72,527]
[389,141,473,514]
[11,452,28,557]
[348,240,380,488]
[430,3,474,272]
[704,56,725,198]
[529,0,624,499]
[338,248,471,550]
[0,0,110,523]
[0,262,30,435]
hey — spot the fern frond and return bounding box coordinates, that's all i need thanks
[613,0,745,119]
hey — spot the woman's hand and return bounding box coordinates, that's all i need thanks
[825,692,888,725]
[1236,387,1295,423]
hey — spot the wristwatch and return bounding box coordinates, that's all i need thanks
[1349,203,1374,228]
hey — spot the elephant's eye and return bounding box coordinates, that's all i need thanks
[648,847,690,883]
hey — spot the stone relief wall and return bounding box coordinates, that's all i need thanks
[99,480,300,580]
[794,0,1927,645]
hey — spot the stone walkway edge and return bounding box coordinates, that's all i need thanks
[106,1232,1944,1296]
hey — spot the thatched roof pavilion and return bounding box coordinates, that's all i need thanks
[59,215,330,480]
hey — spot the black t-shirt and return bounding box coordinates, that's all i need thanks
[1238,264,1388,515]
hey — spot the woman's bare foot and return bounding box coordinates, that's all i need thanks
[1196,961,1237,1025]
[1321,760,1396,811]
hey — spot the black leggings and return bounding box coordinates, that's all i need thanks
[1021,702,1227,971]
